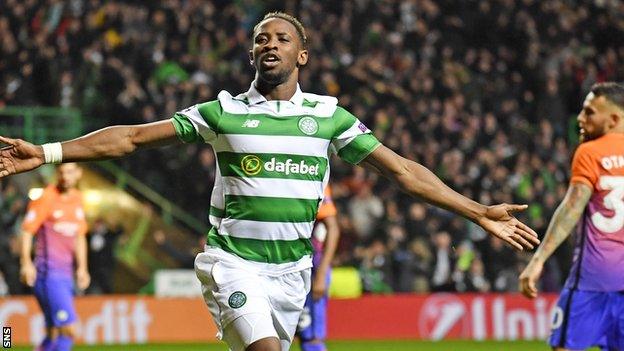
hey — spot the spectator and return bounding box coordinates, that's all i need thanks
[348,183,384,240]
[430,231,455,292]
[87,218,123,294]
[153,229,205,268]
[464,257,491,293]
[0,179,26,295]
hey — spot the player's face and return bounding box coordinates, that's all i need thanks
[250,18,308,85]
[577,93,613,141]
[56,163,82,191]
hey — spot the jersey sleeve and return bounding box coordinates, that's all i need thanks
[21,191,53,235]
[317,186,338,221]
[331,107,381,165]
[170,100,222,144]
[570,143,599,188]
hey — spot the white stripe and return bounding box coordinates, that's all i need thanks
[333,135,357,152]
[218,90,338,118]
[210,166,225,209]
[200,246,312,277]
[219,219,314,241]
[209,215,222,227]
[179,105,216,143]
[332,120,368,151]
[218,91,248,114]
[222,177,323,200]
[302,93,338,117]
[222,135,330,157]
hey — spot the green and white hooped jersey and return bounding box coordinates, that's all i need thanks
[172,83,380,273]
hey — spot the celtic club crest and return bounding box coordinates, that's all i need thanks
[298,116,319,135]
[228,291,247,309]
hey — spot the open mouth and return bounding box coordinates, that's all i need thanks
[261,54,281,67]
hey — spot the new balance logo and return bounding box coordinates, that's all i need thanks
[242,119,260,128]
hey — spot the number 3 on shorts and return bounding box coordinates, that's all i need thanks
[592,176,624,233]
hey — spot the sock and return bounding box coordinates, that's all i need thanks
[301,341,326,351]
[37,336,55,351]
[54,335,73,351]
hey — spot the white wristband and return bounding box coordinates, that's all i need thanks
[42,142,63,164]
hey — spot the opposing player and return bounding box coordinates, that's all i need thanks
[297,186,340,351]
[519,82,624,350]
[20,163,89,351]
[1,12,538,351]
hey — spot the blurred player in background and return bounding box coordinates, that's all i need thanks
[1,12,538,351]
[297,186,340,351]
[20,163,89,351]
[520,82,624,351]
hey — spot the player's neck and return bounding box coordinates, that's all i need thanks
[55,184,73,195]
[608,126,624,135]
[254,75,299,101]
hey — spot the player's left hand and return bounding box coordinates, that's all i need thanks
[312,272,327,301]
[76,268,91,290]
[476,203,540,251]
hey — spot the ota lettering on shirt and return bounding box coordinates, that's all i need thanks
[600,155,624,170]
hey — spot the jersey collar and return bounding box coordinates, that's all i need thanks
[245,82,304,106]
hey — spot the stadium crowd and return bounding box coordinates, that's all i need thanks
[1,0,624,295]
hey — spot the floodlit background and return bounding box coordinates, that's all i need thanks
[0,0,622,349]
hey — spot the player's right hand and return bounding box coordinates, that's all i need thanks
[312,272,327,301]
[20,262,37,287]
[76,268,91,290]
[519,261,543,299]
[0,136,45,178]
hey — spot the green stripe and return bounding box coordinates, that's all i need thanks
[217,152,327,181]
[197,101,222,131]
[171,115,200,143]
[217,112,335,139]
[206,227,313,263]
[332,106,358,137]
[224,195,319,222]
[337,134,381,165]
[209,206,224,218]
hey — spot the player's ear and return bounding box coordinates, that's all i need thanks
[249,49,254,67]
[297,49,308,67]
[612,113,622,129]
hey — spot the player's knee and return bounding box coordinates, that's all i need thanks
[58,325,76,338]
[246,336,281,351]
[46,327,59,339]
[223,313,280,351]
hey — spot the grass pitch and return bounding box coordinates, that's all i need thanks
[11,339,596,350]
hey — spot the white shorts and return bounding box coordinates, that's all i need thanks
[195,247,311,351]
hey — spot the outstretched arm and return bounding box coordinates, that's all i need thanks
[0,120,180,177]
[360,145,540,250]
[519,183,592,298]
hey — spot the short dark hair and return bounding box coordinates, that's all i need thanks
[253,12,307,48]
[590,82,624,110]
